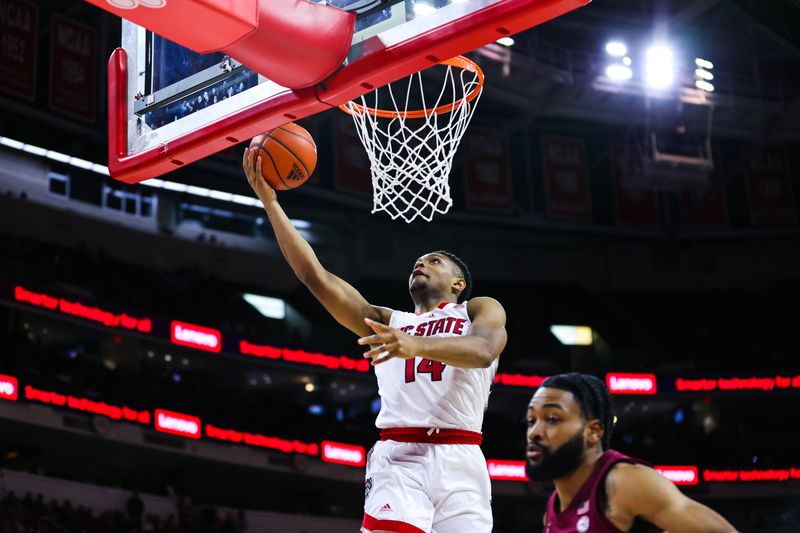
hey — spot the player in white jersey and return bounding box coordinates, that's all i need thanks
[244,151,507,533]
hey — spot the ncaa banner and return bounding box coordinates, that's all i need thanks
[49,13,97,122]
[679,173,728,229]
[464,128,513,213]
[542,135,591,221]
[746,145,795,226]
[610,144,657,226]
[0,0,38,100]
[334,113,372,197]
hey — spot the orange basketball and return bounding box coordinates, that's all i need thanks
[249,123,317,190]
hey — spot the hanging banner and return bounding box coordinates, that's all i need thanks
[464,128,513,212]
[746,145,795,225]
[0,0,38,100]
[49,13,96,122]
[611,145,658,226]
[334,113,372,196]
[542,135,591,221]
[680,171,728,228]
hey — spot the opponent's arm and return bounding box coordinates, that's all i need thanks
[607,463,738,533]
[244,150,387,337]
[358,297,507,368]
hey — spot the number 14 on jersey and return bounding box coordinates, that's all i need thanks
[405,358,446,382]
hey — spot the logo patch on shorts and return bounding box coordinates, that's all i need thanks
[364,477,373,499]
[379,503,392,513]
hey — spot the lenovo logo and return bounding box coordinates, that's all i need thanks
[655,466,699,486]
[321,441,365,467]
[171,321,221,352]
[0,375,18,401]
[606,373,657,395]
[154,409,201,439]
[487,460,528,481]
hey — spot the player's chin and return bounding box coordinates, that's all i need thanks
[409,279,428,292]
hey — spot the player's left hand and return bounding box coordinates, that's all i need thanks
[358,318,422,365]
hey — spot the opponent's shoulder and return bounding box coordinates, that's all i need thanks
[605,460,675,515]
[606,461,660,491]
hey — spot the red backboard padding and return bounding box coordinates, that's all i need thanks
[87,0,354,89]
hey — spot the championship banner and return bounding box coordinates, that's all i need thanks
[0,0,38,100]
[680,170,728,229]
[745,145,795,225]
[334,113,372,196]
[49,13,96,122]
[542,135,591,221]
[464,128,513,213]
[610,145,657,226]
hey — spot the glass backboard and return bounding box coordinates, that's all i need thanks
[105,0,590,183]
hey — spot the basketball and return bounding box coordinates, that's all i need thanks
[249,123,317,190]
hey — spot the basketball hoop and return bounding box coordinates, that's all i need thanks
[339,56,484,223]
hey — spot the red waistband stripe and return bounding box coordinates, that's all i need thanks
[379,427,483,445]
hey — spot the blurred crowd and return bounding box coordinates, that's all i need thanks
[0,491,244,533]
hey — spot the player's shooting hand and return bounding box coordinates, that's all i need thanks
[242,148,277,204]
[358,318,422,365]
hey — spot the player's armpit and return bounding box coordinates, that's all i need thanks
[607,463,739,533]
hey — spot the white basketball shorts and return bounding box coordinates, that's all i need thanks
[361,440,492,533]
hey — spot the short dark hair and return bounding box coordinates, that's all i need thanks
[433,250,472,303]
[540,373,615,450]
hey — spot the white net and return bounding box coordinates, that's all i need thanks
[340,56,483,223]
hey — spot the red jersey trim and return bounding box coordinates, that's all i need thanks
[380,427,482,445]
[362,513,426,533]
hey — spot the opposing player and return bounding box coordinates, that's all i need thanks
[526,373,738,533]
[243,150,507,533]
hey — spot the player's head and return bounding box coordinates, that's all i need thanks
[409,250,472,303]
[525,373,614,482]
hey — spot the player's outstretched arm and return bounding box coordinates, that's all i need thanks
[606,463,739,533]
[359,297,507,368]
[244,150,387,337]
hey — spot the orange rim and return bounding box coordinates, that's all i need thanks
[338,55,484,120]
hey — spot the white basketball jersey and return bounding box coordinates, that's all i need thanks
[374,302,498,432]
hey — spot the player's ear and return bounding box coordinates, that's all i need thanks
[586,419,604,446]
[452,276,466,294]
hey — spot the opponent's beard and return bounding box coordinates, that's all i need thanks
[526,428,586,482]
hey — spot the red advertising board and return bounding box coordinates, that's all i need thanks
[655,466,699,486]
[321,440,366,467]
[334,114,372,196]
[49,14,96,122]
[154,409,202,439]
[611,145,658,226]
[0,0,38,99]
[606,372,657,395]
[542,136,591,221]
[0,374,19,401]
[170,321,222,353]
[486,459,528,481]
[746,145,795,225]
[464,128,513,212]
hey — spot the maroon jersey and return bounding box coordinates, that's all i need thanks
[543,449,663,533]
